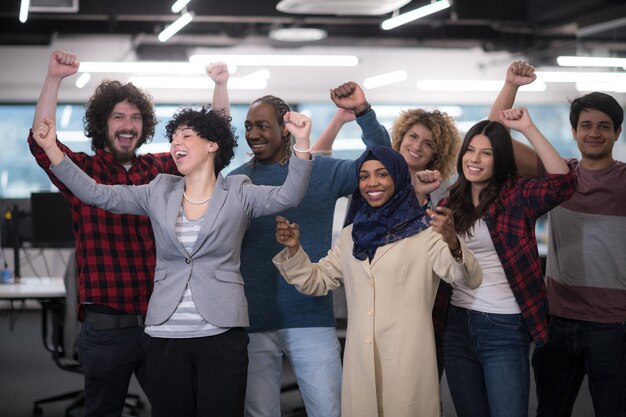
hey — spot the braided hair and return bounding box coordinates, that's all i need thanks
[250,95,292,165]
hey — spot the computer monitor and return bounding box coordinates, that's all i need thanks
[0,198,32,249]
[30,192,75,248]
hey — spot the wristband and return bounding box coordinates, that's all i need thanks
[355,103,372,118]
[293,145,311,153]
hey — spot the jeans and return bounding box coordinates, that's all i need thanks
[532,315,626,417]
[245,327,342,417]
[444,305,531,417]
[78,320,148,417]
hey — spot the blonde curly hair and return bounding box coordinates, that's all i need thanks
[391,109,461,181]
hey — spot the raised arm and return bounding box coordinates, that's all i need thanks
[32,51,80,131]
[310,108,355,155]
[206,62,230,117]
[499,108,568,174]
[330,81,390,148]
[273,216,344,295]
[34,118,148,216]
[489,61,540,178]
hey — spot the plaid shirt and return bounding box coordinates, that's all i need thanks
[28,133,178,317]
[433,165,577,359]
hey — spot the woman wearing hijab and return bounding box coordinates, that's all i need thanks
[273,146,483,417]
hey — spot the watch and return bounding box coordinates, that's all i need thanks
[355,103,372,118]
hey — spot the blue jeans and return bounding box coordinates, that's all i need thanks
[532,315,626,417]
[245,327,342,417]
[444,305,531,417]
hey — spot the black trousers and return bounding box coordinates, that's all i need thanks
[145,328,249,417]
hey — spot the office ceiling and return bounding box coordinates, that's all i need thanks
[0,0,625,105]
[1,0,625,64]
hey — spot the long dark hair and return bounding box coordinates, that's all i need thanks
[448,120,518,236]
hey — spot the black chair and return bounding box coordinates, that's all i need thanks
[33,257,145,417]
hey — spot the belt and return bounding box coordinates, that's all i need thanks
[84,310,145,330]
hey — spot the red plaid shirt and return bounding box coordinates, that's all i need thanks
[28,132,178,317]
[433,165,577,359]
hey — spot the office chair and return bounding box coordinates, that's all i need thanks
[32,256,145,417]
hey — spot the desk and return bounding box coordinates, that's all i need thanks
[0,277,65,334]
[0,277,65,298]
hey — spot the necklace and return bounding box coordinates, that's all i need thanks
[183,191,211,205]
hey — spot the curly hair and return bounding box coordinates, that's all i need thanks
[391,109,461,180]
[249,95,292,165]
[83,81,156,152]
[166,106,238,175]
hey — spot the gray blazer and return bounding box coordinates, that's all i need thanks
[51,155,313,328]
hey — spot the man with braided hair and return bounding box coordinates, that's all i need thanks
[226,83,391,417]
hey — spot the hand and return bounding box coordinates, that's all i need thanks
[206,62,229,85]
[276,216,301,253]
[284,111,312,146]
[505,61,536,88]
[499,107,534,133]
[334,108,356,124]
[414,170,443,196]
[33,117,57,151]
[48,50,79,79]
[330,82,368,113]
[426,207,458,248]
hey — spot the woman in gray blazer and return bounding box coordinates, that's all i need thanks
[32,106,314,417]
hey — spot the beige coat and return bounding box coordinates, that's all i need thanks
[274,225,482,417]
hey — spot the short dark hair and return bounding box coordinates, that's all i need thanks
[166,106,238,175]
[569,92,623,132]
[83,81,156,152]
[448,120,518,236]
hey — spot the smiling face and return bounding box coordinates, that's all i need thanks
[170,125,214,175]
[398,123,435,172]
[244,102,289,164]
[104,100,143,163]
[359,159,396,208]
[462,134,494,192]
[573,108,621,166]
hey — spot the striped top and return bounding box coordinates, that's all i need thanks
[145,206,229,338]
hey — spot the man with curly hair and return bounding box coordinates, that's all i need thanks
[26,51,231,417]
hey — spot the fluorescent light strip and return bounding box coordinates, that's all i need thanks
[557,56,626,69]
[171,0,191,13]
[75,72,91,89]
[128,76,267,90]
[381,0,451,31]
[417,80,546,92]
[576,82,626,93]
[78,62,208,74]
[536,71,626,83]
[363,70,407,89]
[19,0,30,23]
[158,12,193,42]
[189,54,358,67]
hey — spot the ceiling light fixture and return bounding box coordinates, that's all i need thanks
[363,70,408,89]
[78,61,211,74]
[19,0,30,23]
[381,0,451,31]
[269,28,328,42]
[556,56,626,69]
[75,73,91,89]
[536,71,626,83]
[171,0,191,13]
[158,12,194,42]
[189,54,358,67]
[128,75,268,90]
[575,81,626,93]
[417,80,546,92]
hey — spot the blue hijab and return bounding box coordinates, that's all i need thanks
[344,146,431,261]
